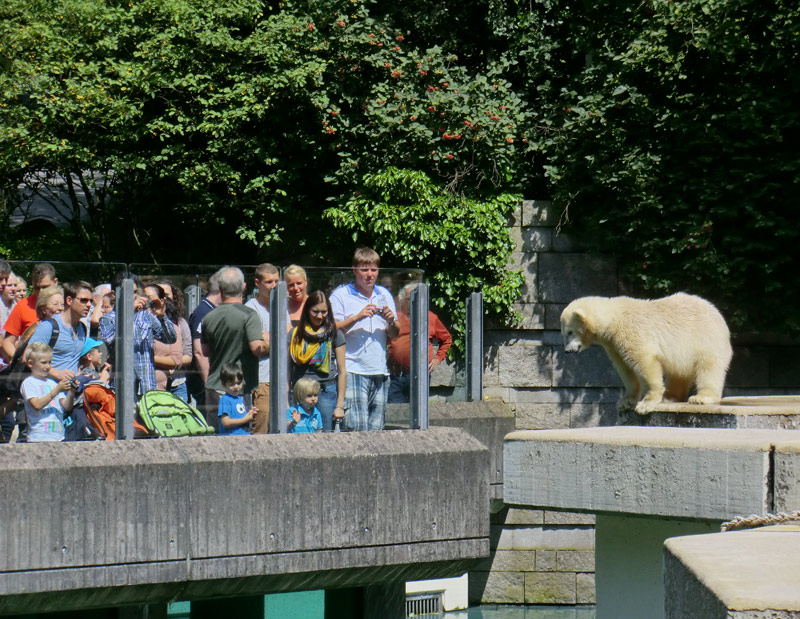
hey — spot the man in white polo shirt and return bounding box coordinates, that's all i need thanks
[330,247,398,431]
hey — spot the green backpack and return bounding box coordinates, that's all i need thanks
[137,390,215,437]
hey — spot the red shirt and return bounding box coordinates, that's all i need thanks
[2,293,38,337]
[387,311,452,373]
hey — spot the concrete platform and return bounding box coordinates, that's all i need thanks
[665,524,800,618]
[503,426,800,619]
[635,396,800,430]
[504,427,800,520]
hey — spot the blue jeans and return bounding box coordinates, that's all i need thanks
[0,410,15,443]
[344,373,388,431]
[316,380,338,433]
[387,374,410,404]
[170,380,189,403]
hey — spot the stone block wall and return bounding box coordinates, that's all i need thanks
[484,199,624,430]
[469,507,595,606]
[471,198,800,423]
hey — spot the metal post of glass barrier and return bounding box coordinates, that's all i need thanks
[115,278,136,439]
[269,281,289,433]
[465,291,483,402]
[410,283,429,430]
[184,280,202,319]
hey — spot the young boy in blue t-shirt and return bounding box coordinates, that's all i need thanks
[217,363,255,436]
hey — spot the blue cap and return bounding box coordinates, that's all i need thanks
[81,337,103,357]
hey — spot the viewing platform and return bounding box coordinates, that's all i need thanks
[0,427,489,617]
[504,401,800,619]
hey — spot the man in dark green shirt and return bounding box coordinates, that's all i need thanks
[200,267,268,432]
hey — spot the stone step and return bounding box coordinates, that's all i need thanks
[665,524,800,618]
[629,396,800,430]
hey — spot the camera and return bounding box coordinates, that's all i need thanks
[69,378,80,391]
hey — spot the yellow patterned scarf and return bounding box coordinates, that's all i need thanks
[289,326,330,374]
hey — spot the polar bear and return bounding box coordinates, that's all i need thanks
[560,293,733,415]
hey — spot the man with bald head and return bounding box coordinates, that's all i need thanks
[200,267,268,432]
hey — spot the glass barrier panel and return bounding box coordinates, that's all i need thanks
[0,260,451,443]
[1,261,126,443]
[287,267,425,431]
[128,263,263,430]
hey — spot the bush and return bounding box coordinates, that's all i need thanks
[497,0,800,332]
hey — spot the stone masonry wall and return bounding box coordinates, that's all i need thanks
[462,199,800,606]
[466,200,614,606]
[470,507,596,606]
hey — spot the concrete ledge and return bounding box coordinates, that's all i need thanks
[504,427,800,520]
[386,401,515,501]
[429,401,515,500]
[665,525,800,618]
[637,397,800,430]
[1,545,483,615]
[0,428,489,614]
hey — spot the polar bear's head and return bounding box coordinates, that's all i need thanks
[560,302,595,353]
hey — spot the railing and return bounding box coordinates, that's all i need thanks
[1,261,484,442]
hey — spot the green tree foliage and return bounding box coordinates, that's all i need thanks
[492,0,800,331]
[327,168,523,343]
[0,0,526,345]
[0,0,331,259]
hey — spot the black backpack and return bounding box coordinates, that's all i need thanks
[0,318,60,413]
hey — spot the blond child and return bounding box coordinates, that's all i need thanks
[286,377,323,433]
[21,342,76,442]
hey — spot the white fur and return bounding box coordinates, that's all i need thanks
[560,293,733,415]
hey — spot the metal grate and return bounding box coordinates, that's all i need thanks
[406,591,443,617]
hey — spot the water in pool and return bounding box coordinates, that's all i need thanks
[167,597,595,618]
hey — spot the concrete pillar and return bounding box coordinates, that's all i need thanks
[325,583,405,619]
[595,514,719,619]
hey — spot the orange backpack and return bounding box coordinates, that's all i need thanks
[82,382,151,440]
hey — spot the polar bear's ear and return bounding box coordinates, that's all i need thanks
[572,309,591,333]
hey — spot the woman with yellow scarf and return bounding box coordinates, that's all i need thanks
[289,290,346,432]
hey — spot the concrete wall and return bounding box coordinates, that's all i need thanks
[0,428,489,615]
[470,507,596,606]
[428,401,515,502]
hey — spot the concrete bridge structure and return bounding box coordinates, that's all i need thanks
[504,400,800,619]
[0,422,493,618]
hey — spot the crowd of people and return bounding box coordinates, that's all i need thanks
[0,248,451,443]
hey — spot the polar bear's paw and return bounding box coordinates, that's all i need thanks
[634,398,661,416]
[688,394,720,405]
[617,396,638,412]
